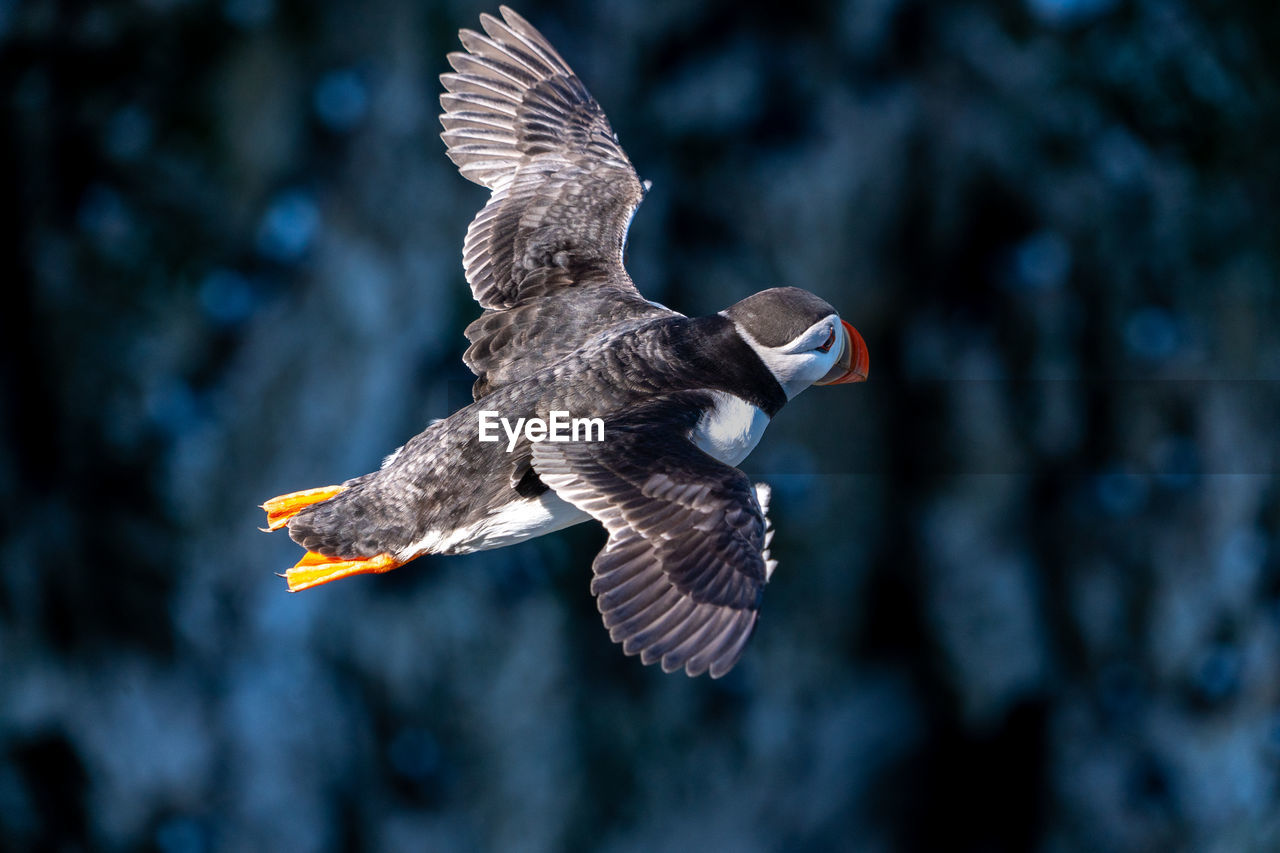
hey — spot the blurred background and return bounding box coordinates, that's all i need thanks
[3,0,1279,850]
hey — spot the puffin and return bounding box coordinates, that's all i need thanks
[262,6,869,678]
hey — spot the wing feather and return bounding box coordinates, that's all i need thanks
[531,396,774,678]
[441,7,674,399]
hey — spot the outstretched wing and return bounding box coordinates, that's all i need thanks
[441,6,673,398]
[531,396,777,678]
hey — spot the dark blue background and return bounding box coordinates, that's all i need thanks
[3,0,1278,850]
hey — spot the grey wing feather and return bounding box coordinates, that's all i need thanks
[441,7,673,399]
[530,396,773,678]
[462,289,663,398]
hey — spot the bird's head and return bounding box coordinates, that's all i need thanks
[723,287,869,399]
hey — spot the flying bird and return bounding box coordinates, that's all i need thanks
[262,6,869,678]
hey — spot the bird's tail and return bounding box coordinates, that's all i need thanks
[260,485,403,592]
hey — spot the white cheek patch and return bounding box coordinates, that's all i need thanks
[728,315,839,399]
[779,316,838,354]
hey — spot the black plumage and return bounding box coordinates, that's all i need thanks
[261,6,868,678]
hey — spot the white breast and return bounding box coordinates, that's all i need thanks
[691,391,771,467]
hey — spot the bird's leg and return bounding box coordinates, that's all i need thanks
[262,485,402,591]
[284,550,402,592]
[261,485,346,531]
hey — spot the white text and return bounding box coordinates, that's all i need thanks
[478,410,605,452]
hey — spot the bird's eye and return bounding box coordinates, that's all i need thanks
[816,327,836,353]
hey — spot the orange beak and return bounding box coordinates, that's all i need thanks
[815,320,870,385]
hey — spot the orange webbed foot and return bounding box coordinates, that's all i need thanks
[284,551,402,592]
[261,485,346,531]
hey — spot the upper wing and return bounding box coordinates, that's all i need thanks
[441,7,674,398]
[531,396,777,678]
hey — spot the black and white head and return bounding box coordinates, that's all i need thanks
[723,287,870,399]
